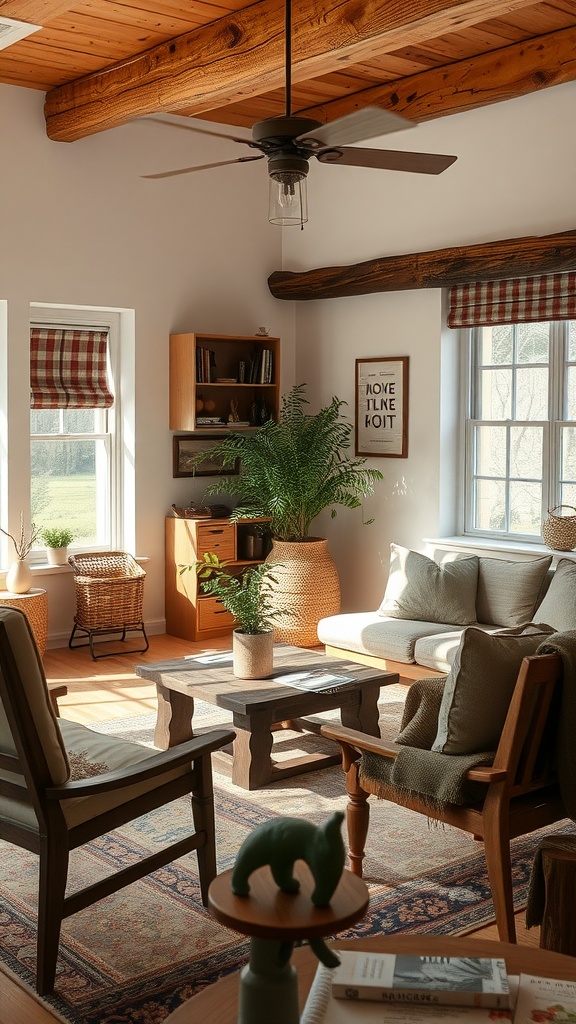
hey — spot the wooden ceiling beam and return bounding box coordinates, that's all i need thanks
[44,0,538,141]
[302,23,576,125]
[267,229,576,301]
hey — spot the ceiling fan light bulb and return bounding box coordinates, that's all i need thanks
[268,176,308,227]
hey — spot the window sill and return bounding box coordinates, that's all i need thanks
[1,555,150,578]
[423,536,576,564]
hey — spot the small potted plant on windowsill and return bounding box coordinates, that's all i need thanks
[180,553,283,679]
[41,527,75,566]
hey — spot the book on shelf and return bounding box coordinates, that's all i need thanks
[302,960,513,1024]
[514,973,576,1023]
[330,953,510,1009]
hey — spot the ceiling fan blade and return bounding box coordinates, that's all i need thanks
[139,116,253,147]
[295,106,413,150]
[316,146,457,174]
[142,155,264,179]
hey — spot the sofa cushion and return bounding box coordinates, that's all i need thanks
[414,625,493,674]
[432,623,555,755]
[533,558,576,631]
[317,612,462,664]
[476,555,552,627]
[379,544,479,625]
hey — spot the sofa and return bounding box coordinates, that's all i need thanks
[318,543,576,678]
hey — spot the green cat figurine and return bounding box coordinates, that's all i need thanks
[231,810,345,907]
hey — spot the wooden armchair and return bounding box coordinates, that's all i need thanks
[0,607,235,994]
[321,652,566,943]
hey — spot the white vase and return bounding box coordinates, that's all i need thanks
[46,546,68,566]
[232,629,274,679]
[6,558,33,594]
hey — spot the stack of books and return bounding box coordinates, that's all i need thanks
[302,952,576,1023]
[302,953,512,1023]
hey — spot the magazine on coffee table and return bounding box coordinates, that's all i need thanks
[273,670,357,692]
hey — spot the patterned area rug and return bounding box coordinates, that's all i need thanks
[1,685,574,1024]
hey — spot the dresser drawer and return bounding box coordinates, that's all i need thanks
[197,596,236,631]
[196,523,235,560]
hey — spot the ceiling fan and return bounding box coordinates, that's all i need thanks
[142,0,457,227]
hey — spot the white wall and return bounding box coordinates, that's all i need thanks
[0,85,295,643]
[3,80,576,639]
[283,81,576,611]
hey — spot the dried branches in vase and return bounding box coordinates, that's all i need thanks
[1,513,41,594]
[0,512,41,559]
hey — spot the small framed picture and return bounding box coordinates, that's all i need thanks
[355,357,409,458]
[172,434,240,478]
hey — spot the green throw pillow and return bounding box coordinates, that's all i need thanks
[379,544,479,625]
[432,624,555,755]
[475,555,552,627]
[533,558,576,631]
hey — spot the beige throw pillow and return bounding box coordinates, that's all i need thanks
[475,555,552,627]
[432,623,555,755]
[533,558,576,631]
[379,544,479,625]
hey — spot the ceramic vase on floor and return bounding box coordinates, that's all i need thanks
[6,558,33,594]
[232,629,274,679]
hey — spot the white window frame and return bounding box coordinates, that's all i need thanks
[463,321,574,543]
[28,306,122,563]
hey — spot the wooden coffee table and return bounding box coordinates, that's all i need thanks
[136,644,398,789]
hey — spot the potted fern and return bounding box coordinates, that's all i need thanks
[189,384,383,645]
[41,526,74,566]
[183,554,282,678]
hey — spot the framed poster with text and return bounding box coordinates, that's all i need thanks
[355,357,409,458]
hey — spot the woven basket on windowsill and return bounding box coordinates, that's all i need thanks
[542,505,576,551]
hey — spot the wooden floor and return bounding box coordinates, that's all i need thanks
[1,633,541,1023]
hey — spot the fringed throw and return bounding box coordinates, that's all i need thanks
[359,746,496,813]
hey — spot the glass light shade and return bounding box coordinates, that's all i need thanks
[268,176,308,226]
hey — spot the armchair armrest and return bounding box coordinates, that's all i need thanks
[321,722,402,760]
[46,728,235,799]
[466,765,507,783]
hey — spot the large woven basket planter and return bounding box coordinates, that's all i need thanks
[268,538,341,647]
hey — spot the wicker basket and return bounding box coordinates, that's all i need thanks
[68,552,148,658]
[267,538,341,647]
[542,506,576,551]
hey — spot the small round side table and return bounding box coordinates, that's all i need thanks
[207,864,369,1024]
[0,588,48,656]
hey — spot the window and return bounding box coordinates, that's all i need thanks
[29,313,119,554]
[465,320,576,541]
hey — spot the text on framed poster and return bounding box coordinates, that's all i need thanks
[355,357,409,458]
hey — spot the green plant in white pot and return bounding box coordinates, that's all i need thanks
[182,554,283,679]
[41,526,74,566]
[188,384,383,646]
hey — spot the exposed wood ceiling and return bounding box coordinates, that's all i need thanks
[0,0,575,144]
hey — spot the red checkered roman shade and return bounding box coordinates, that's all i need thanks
[448,272,576,328]
[30,328,114,409]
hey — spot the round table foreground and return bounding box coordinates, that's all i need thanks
[163,934,576,1024]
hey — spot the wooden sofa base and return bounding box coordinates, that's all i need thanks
[323,644,446,685]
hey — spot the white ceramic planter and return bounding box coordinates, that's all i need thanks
[46,546,68,566]
[232,629,274,679]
